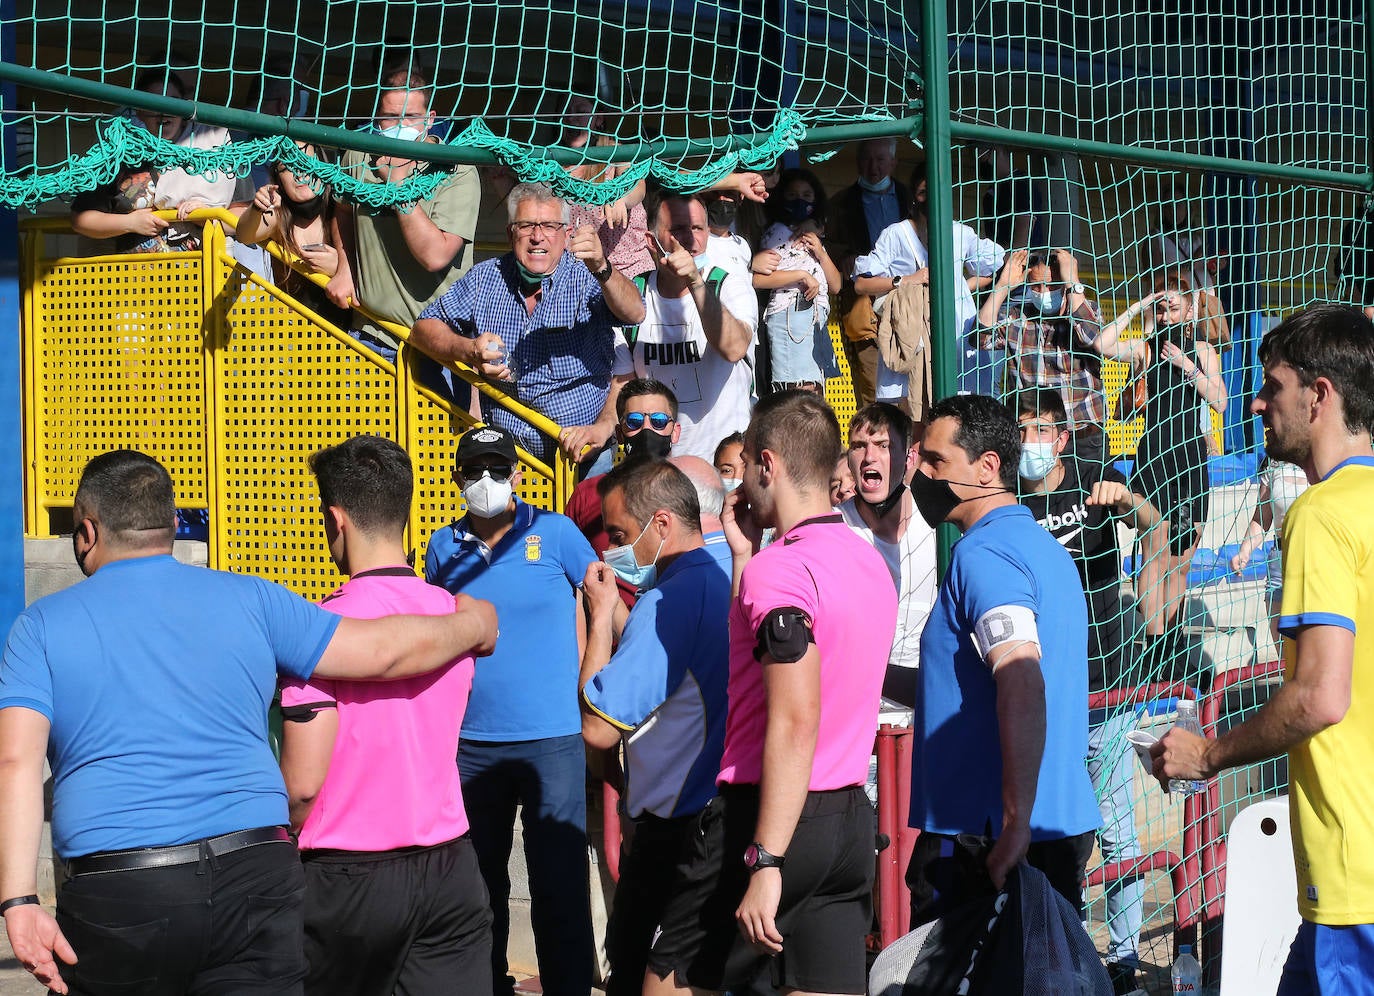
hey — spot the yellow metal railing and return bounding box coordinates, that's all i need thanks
[21,211,577,598]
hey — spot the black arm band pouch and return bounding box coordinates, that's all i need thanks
[753,608,815,663]
[280,701,335,723]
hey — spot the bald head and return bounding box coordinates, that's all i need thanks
[669,455,725,530]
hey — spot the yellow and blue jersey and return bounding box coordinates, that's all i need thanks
[1279,455,1374,924]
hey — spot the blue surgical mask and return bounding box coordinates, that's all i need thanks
[857,175,893,194]
[1029,289,1063,314]
[721,477,743,493]
[1018,441,1058,482]
[378,123,424,142]
[603,517,665,590]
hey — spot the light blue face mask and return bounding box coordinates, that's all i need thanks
[603,517,665,590]
[378,123,424,142]
[857,175,893,194]
[1030,289,1063,314]
[1018,441,1058,482]
[721,477,743,493]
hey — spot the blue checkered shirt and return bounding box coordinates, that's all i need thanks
[419,252,631,461]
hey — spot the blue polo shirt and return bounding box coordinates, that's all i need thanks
[0,555,340,859]
[425,499,597,740]
[582,545,731,819]
[911,504,1100,842]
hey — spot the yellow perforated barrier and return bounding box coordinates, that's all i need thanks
[22,214,577,599]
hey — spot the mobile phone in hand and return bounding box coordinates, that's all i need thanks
[302,243,328,251]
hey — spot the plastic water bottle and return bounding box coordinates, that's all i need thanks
[1171,944,1202,992]
[1169,700,1206,795]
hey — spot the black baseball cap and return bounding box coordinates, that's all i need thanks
[454,424,518,466]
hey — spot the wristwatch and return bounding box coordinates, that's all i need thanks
[592,261,614,284]
[891,274,903,288]
[743,842,786,872]
[1069,282,1085,294]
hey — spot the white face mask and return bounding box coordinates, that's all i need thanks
[462,473,513,519]
[721,477,743,493]
[378,123,424,142]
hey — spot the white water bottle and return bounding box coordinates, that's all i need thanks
[1169,700,1206,795]
[1171,944,1202,992]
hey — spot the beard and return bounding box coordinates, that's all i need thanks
[1263,423,1309,466]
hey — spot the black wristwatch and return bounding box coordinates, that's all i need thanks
[743,842,786,872]
[592,261,614,284]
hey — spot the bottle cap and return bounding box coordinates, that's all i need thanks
[1179,944,1192,955]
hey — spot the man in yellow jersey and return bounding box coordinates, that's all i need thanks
[1154,303,1374,993]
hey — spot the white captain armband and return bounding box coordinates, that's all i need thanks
[970,605,1040,671]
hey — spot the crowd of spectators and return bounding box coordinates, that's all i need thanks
[48,63,1338,996]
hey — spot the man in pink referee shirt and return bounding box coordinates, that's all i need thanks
[645,391,898,996]
[279,435,492,996]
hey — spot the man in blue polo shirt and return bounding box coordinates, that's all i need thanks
[906,394,1100,926]
[578,458,731,996]
[425,424,599,996]
[0,450,497,996]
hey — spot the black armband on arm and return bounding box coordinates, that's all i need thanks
[753,608,815,663]
[280,701,336,723]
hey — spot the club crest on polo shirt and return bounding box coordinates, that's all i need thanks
[524,535,542,562]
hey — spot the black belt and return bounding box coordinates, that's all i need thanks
[66,826,292,877]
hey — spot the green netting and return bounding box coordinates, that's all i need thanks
[946,2,1368,985]
[8,0,1374,987]
[1,0,918,207]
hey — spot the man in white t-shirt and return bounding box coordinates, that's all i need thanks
[837,403,937,703]
[629,192,758,461]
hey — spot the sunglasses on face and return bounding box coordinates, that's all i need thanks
[459,464,515,482]
[621,411,674,431]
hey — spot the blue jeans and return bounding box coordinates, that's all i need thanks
[458,734,593,996]
[1087,709,1144,968]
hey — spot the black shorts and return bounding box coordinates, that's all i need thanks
[1134,435,1209,556]
[604,813,695,996]
[646,784,875,995]
[300,834,491,996]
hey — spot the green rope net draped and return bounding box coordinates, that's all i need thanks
[0,0,918,208]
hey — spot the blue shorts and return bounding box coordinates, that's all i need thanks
[1277,920,1374,995]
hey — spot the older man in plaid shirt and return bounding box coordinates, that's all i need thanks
[413,182,646,476]
[979,248,1108,466]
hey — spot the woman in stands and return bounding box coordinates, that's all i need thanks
[1094,274,1227,685]
[236,146,348,327]
[753,168,842,394]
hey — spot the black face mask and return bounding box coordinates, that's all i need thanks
[623,430,673,462]
[72,521,97,577]
[289,192,325,222]
[861,481,907,519]
[909,472,1008,529]
[706,199,738,229]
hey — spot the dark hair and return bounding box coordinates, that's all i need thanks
[850,402,913,448]
[1153,271,1193,295]
[745,390,841,493]
[379,68,433,108]
[1015,387,1068,426]
[309,435,414,536]
[908,159,928,218]
[1025,253,1063,282]
[598,458,702,534]
[770,168,830,226]
[713,431,744,464]
[1259,303,1374,436]
[616,378,679,420]
[644,187,702,235]
[926,394,1021,489]
[133,67,188,99]
[73,450,176,547]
